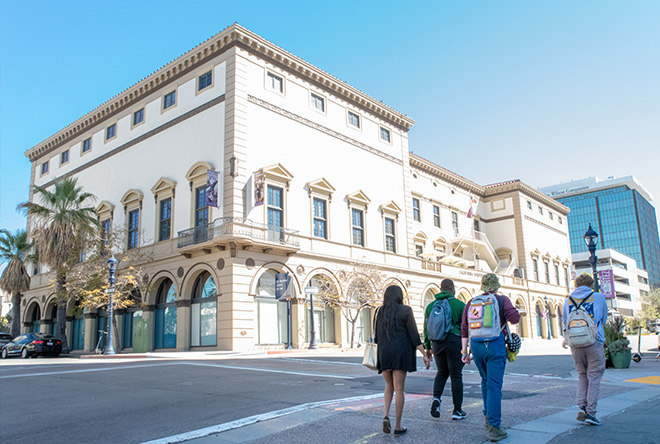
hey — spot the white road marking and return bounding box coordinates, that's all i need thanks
[0,362,179,379]
[140,393,384,444]
[185,361,356,379]
[280,357,364,366]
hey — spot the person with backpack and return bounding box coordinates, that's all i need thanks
[461,273,520,442]
[562,273,608,426]
[423,279,467,420]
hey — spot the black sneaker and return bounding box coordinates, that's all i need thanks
[585,414,601,426]
[430,398,441,418]
[577,408,587,422]
[452,409,467,420]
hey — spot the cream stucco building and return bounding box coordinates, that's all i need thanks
[20,24,573,352]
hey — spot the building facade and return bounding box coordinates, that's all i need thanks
[20,24,572,352]
[572,249,648,317]
[540,176,660,289]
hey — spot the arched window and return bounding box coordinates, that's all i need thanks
[255,269,287,345]
[122,289,142,350]
[191,272,217,346]
[30,304,41,333]
[346,278,373,345]
[423,289,436,308]
[305,275,335,344]
[155,279,177,349]
[49,304,57,336]
[535,303,544,338]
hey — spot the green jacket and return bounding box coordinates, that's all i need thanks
[423,291,466,349]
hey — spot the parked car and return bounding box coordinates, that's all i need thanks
[0,333,12,348]
[1,333,62,359]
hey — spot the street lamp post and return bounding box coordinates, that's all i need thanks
[305,284,319,350]
[544,295,552,340]
[583,224,600,292]
[104,256,118,355]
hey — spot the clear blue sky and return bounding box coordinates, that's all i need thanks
[1,1,659,236]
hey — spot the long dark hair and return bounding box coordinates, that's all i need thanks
[380,285,403,338]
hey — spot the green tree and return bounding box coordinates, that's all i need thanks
[19,177,97,353]
[640,288,660,326]
[0,229,37,337]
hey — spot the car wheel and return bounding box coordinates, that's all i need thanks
[53,353,60,358]
[1,348,7,359]
[21,348,30,359]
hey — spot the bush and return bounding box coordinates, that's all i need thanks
[608,338,631,354]
[0,316,10,333]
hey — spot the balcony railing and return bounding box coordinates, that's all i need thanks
[177,217,300,249]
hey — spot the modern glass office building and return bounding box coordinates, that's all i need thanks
[540,176,660,289]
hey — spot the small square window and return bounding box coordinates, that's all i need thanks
[106,124,116,140]
[380,127,391,143]
[82,138,92,153]
[41,161,49,175]
[60,150,69,165]
[133,108,144,126]
[198,70,213,91]
[311,93,325,112]
[348,111,360,128]
[163,91,176,110]
[267,72,283,93]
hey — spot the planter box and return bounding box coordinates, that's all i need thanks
[610,349,631,369]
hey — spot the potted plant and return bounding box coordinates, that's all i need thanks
[604,317,632,369]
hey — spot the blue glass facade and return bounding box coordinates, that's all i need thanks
[557,186,660,289]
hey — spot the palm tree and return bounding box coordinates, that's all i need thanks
[0,229,37,338]
[19,177,97,353]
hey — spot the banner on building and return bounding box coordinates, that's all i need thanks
[254,170,265,207]
[206,170,219,208]
[467,196,478,218]
[598,269,615,299]
[275,273,291,300]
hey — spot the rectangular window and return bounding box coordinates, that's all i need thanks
[82,137,92,153]
[412,198,421,222]
[348,111,360,128]
[267,72,283,93]
[41,161,49,175]
[60,150,69,165]
[267,185,284,241]
[415,244,423,257]
[451,211,459,235]
[164,91,176,109]
[198,70,213,91]
[527,201,532,209]
[433,205,440,227]
[559,216,563,224]
[533,259,539,281]
[311,93,325,112]
[538,206,543,215]
[313,197,327,239]
[474,219,480,232]
[549,212,554,220]
[544,261,550,283]
[127,209,139,250]
[195,187,209,228]
[159,198,172,242]
[106,124,116,140]
[564,267,569,288]
[101,219,112,246]
[555,264,560,286]
[384,217,396,253]
[380,127,391,143]
[133,108,144,126]
[351,209,364,246]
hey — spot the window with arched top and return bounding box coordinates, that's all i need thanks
[255,269,288,345]
[304,275,336,344]
[155,279,178,349]
[190,271,217,346]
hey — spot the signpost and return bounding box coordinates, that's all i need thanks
[275,273,293,349]
[305,286,319,349]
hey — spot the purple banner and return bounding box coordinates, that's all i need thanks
[598,269,615,299]
[206,170,218,208]
[254,170,265,207]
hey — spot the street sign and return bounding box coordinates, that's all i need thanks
[275,273,291,300]
[304,286,319,295]
[105,288,116,295]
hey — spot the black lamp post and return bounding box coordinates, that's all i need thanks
[583,224,600,292]
[543,295,552,340]
[104,256,118,355]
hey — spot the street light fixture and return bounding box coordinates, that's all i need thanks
[104,255,118,355]
[583,224,600,292]
[543,295,551,341]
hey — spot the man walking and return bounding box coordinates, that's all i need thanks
[562,273,608,426]
[423,279,467,420]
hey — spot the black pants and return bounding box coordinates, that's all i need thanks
[431,334,464,409]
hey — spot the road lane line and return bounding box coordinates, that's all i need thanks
[0,362,180,379]
[140,393,384,444]
[279,357,364,366]
[184,361,356,379]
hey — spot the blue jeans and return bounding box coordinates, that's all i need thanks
[471,335,507,428]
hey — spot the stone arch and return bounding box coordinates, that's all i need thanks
[302,268,343,297]
[147,270,180,305]
[455,287,472,303]
[513,296,529,338]
[533,298,549,339]
[185,161,214,183]
[421,283,440,308]
[248,261,301,298]
[181,262,220,301]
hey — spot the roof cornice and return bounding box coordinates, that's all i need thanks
[25,23,414,162]
[409,153,483,195]
[484,180,570,214]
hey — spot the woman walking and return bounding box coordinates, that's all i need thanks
[375,285,430,437]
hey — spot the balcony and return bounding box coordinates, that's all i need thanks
[177,217,300,257]
[450,229,499,271]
